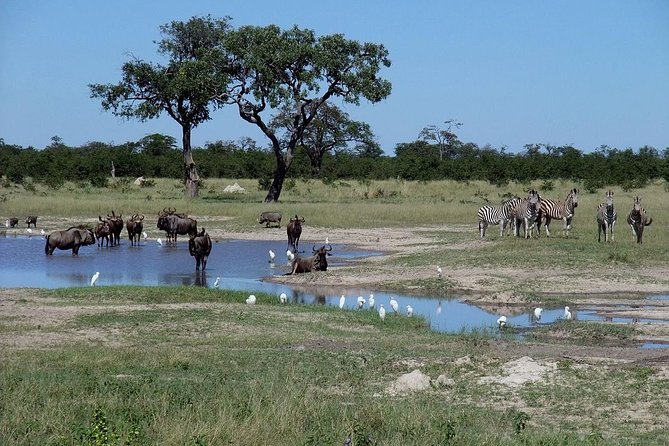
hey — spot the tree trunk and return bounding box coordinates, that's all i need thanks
[182,126,199,198]
[264,146,293,203]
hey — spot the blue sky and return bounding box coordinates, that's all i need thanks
[1,1,668,155]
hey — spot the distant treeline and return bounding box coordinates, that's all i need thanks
[1,135,667,192]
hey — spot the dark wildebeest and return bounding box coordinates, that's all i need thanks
[188,228,212,271]
[106,211,124,246]
[258,211,282,228]
[289,245,332,274]
[125,214,145,246]
[8,217,19,228]
[627,196,652,244]
[95,216,112,247]
[287,215,305,252]
[45,227,96,256]
[25,216,38,228]
[157,208,197,244]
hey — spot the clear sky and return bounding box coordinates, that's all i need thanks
[1,0,668,155]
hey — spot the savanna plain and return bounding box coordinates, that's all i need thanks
[1,177,669,445]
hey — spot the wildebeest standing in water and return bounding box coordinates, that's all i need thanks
[289,245,332,274]
[45,227,96,256]
[126,214,145,246]
[8,217,19,228]
[107,211,124,246]
[287,215,305,253]
[25,216,38,228]
[157,207,197,244]
[189,228,212,271]
[95,216,112,247]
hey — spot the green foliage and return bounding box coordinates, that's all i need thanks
[513,411,531,435]
[82,407,119,446]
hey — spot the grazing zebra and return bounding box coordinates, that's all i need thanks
[537,188,579,237]
[477,196,521,238]
[627,196,652,244]
[512,190,540,238]
[597,190,616,242]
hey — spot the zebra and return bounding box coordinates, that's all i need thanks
[512,190,540,238]
[537,188,579,237]
[626,196,652,244]
[477,196,521,238]
[597,190,616,242]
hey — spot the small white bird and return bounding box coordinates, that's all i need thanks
[534,307,543,321]
[246,294,256,305]
[90,271,100,287]
[437,266,443,278]
[389,298,399,314]
[40,229,46,236]
[4,219,8,228]
[286,250,295,264]
[142,231,148,240]
[497,315,507,328]
[157,238,163,246]
[26,228,33,234]
[564,306,572,320]
[214,277,220,288]
[356,296,366,309]
[325,237,330,244]
[339,295,346,309]
[368,293,375,309]
[406,305,414,317]
[379,304,386,321]
[279,292,288,304]
[268,249,275,263]
[436,301,442,315]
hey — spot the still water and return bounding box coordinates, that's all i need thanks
[0,235,667,341]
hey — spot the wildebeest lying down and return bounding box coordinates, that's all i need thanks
[188,228,212,271]
[258,211,282,228]
[289,245,332,274]
[45,227,96,256]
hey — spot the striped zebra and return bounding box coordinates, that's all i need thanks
[512,190,540,238]
[626,196,652,244]
[537,188,579,237]
[597,190,616,242]
[477,196,521,238]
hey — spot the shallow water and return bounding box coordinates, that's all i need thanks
[0,234,667,345]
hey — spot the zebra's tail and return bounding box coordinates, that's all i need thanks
[645,217,653,226]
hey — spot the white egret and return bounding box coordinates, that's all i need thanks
[325,237,330,244]
[389,298,399,314]
[406,305,414,317]
[356,296,366,309]
[339,295,346,309]
[279,293,288,304]
[436,301,442,315]
[286,250,295,264]
[534,307,543,321]
[379,304,386,322]
[4,219,8,228]
[368,293,375,309]
[564,306,572,320]
[214,277,220,288]
[437,266,443,278]
[90,271,100,287]
[268,249,275,263]
[26,228,33,234]
[142,231,148,240]
[497,315,507,328]
[40,229,46,236]
[157,238,163,246]
[246,294,257,305]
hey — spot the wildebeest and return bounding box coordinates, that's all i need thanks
[125,214,145,246]
[106,211,124,246]
[25,216,38,228]
[157,208,197,244]
[258,211,282,228]
[287,215,305,252]
[45,226,96,256]
[188,228,212,271]
[94,216,112,247]
[289,245,332,274]
[8,217,19,228]
[627,196,652,244]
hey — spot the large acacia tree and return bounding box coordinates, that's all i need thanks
[220,25,391,202]
[89,16,230,198]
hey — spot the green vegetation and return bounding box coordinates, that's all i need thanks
[1,287,668,445]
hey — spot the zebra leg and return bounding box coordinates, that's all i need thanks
[544,217,551,237]
[611,221,616,242]
[629,224,637,242]
[479,220,487,238]
[498,220,505,237]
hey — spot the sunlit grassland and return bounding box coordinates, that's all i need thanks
[1,287,668,445]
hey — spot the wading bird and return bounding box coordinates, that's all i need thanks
[214,277,220,288]
[407,305,414,317]
[437,266,443,278]
[368,293,375,310]
[379,304,386,322]
[339,295,346,309]
[497,316,507,328]
[268,249,275,263]
[142,231,148,240]
[357,296,365,309]
[534,307,543,321]
[390,298,399,314]
[564,306,572,320]
[157,238,163,246]
[279,293,287,304]
[246,294,256,305]
[91,271,100,287]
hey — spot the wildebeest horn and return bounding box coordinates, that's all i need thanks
[139,215,144,221]
[325,244,332,251]
[300,216,305,222]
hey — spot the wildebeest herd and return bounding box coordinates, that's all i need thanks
[477,188,653,243]
[4,208,329,276]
